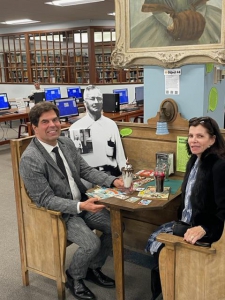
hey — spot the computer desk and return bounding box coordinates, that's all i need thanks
[66,106,144,124]
[104,106,143,122]
[97,187,181,300]
[0,108,30,145]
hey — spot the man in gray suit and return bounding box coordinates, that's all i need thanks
[19,102,124,300]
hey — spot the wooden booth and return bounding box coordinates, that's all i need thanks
[10,99,225,299]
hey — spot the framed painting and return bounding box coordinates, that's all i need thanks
[111,0,225,68]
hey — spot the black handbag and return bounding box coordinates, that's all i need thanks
[172,220,191,237]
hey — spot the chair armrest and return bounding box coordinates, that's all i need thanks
[157,233,216,254]
[28,202,62,216]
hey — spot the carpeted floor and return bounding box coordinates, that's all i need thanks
[122,248,154,269]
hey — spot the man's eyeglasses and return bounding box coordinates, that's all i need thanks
[85,97,103,102]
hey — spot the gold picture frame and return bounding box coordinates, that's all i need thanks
[112,0,225,68]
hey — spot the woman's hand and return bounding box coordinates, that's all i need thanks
[184,226,206,244]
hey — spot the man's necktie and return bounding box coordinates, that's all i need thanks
[52,147,68,182]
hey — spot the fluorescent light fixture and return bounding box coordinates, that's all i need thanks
[108,12,115,16]
[0,19,40,25]
[45,0,104,6]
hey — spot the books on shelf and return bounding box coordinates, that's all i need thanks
[137,187,170,200]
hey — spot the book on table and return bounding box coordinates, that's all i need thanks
[137,186,170,200]
[86,187,125,199]
[135,169,154,177]
[156,152,174,175]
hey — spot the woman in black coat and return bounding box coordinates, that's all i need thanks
[147,116,225,300]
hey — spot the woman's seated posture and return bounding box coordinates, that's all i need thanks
[146,116,225,300]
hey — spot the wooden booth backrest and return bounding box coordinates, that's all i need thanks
[117,121,225,174]
[11,136,68,300]
[117,122,186,176]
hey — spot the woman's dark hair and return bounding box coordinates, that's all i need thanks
[187,116,225,158]
[29,102,59,126]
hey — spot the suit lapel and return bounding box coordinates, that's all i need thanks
[58,140,87,193]
[33,138,59,172]
[33,138,87,193]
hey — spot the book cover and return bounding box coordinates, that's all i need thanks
[133,177,154,190]
[137,187,170,200]
[86,187,125,199]
[136,169,154,177]
[156,152,174,175]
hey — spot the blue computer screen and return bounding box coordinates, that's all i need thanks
[67,86,82,99]
[113,89,128,105]
[135,86,144,102]
[44,87,61,101]
[0,93,10,110]
[55,98,79,118]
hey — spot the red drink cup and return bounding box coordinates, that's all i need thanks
[154,167,165,193]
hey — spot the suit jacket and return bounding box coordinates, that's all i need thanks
[180,151,225,243]
[19,137,116,220]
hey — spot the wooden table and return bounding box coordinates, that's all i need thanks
[97,188,181,300]
[0,108,30,145]
[104,107,143,122]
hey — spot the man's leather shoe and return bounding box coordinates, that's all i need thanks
[85,268,115,288]
[66,270,96,300]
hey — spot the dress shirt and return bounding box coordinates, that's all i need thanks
[38,139,82,213]
[69,113,126,170]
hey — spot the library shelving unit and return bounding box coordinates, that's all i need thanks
[0,27,143,85]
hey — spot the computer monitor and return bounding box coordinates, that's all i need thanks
[113,88,128,105]
[34,92,45,104]
[44,87,61,101]
[135,86,144,106]
[54,98,79,121]
[67,86,83,102]
[0,93,10,110]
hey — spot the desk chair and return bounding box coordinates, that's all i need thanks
[18,124,29,138]
[133,115,144,123]
[157,229,225,300]
[11,137,71,300]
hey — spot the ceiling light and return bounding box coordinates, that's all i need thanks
[108,12,115,16]
[0,19,40,25]
[45,0,104,6]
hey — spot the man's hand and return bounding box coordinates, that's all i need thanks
[80,198,105,213]
[112,178,124,188]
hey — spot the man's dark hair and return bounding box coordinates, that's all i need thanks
[29,102,59,126]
